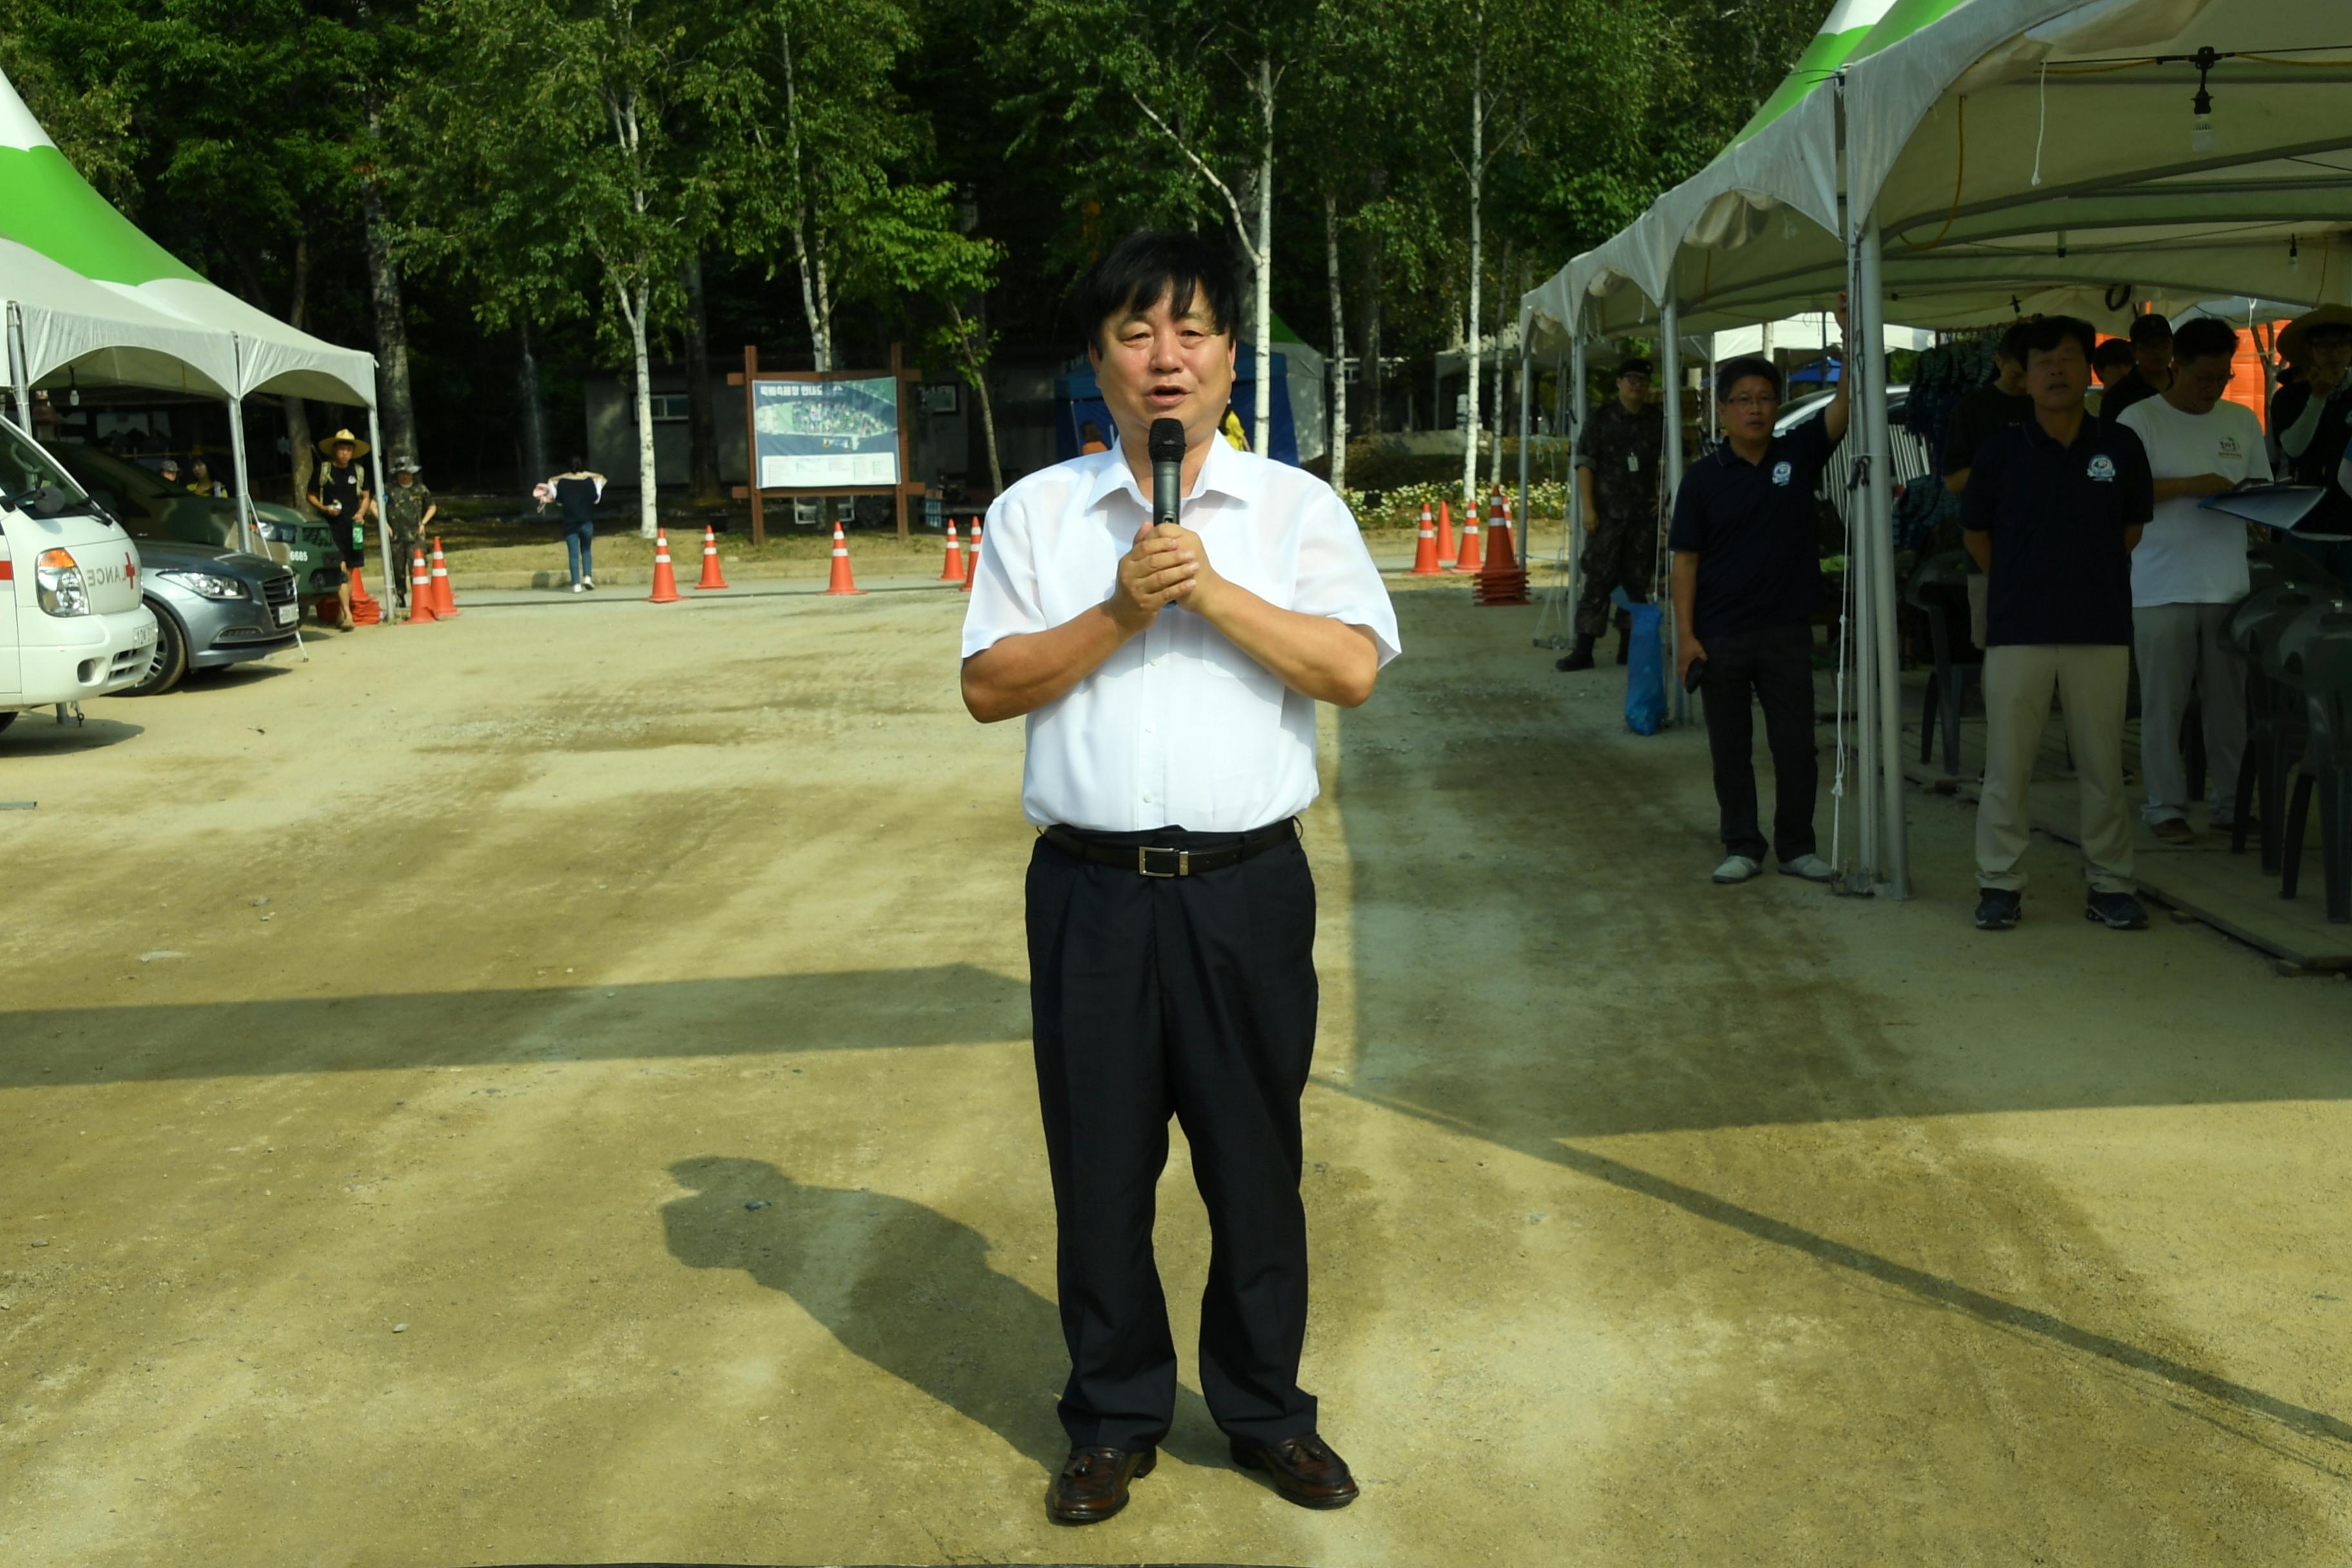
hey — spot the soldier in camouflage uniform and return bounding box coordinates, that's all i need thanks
[381,456,437,607]
[1558,357,1665,671]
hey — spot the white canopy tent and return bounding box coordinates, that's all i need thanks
[1520,0,2352,899]
[0,70,384,579]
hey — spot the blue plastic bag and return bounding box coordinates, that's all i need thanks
[1623,602,1667,736]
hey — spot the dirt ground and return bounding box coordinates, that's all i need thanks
[3,569,2349,1567]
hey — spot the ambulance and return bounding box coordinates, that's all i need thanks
[0,413,159,734]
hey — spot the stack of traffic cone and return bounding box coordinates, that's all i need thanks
[647,529,683,603]
[1409,503,1442,575]
[823,519,864,596]
[1474,489,1529,606]
[1436,500,1458,569]
[936,520,965,584]
[695,525,729,591]
[406,549,440,623]
[961,520,981,594]
[429,537,460,617]
[349,566,383,625]
[1453,496,1483,575]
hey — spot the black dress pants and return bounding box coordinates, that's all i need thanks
[1698,620,1819,863]
[1024,823,1320,1453]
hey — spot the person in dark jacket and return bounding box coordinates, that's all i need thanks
[545,458,606,593]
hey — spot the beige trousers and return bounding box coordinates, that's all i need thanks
[1976,643,2136,894]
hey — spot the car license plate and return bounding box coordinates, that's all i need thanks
[276,604,299,626]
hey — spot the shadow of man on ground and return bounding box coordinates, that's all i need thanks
[663,1156,1222,1473]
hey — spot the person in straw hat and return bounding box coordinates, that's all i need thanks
[308,428,375,629]
[2269,304,2352,551]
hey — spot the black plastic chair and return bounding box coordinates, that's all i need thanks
[2230,587,2319,867]
[2278,611,2352,923]
[1906,550,1979,775]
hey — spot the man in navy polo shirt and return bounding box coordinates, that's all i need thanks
[1962,315,2155,932]
[1669,317,1848,887]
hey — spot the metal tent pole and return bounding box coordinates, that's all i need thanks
[226,337,254,556]
[1858,217,1910,897]
[1659,294,1687,725]
[6,304,33,446]
[1567,326,1587,625]
[366,402,394,602]
[1846,262,1881,884]
[1516,335,1532,555]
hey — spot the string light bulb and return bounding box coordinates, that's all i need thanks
[2190,46,2219,153]
[66,368,79,408]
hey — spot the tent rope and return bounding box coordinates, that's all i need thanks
[2030,64,2048,187]
[1895,97,1966,251]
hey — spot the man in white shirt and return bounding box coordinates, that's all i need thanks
[2117,317,2270,841]
[960,231,1398,1525]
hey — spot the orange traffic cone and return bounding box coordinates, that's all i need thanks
[1475,491,1529,607]
[647,529,683,603]
[937,520,965,583]
[961,520,981,594]
[1436,500,1458,569]
[694,524,729,591]
[823,518,864,596]
[349,566,383,625]
[1453,495,1483,574]
[1409,502,1442,575]
[406,549,440,623]
[429,536,459,617]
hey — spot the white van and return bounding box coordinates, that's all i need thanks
[0,413,158,732]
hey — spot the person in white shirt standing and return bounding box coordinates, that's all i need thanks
[2116,317,2271,843]
[959,231,1398,1526]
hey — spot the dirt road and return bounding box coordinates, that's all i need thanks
[4,574,2348,1565]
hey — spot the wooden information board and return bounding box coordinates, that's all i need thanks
[728,343,925,544]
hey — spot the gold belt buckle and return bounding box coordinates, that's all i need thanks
[1137,845,1188,877]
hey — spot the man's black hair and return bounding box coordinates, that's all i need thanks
[1616,357,1654,379]
[1072,230,1240,354]
[1714,356,1780,402]
[2092,337,2137,370]
[1995,319,2035,364]
[2019,315,2099,362]
[2128,311,2173,346]
[2171,317,2239,364]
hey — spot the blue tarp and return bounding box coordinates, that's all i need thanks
[1053,349,1298,466]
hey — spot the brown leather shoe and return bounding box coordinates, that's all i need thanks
[1046,1444,1155,1524]
[1231,1431,1360,1509]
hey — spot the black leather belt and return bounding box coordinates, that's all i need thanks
[1041,819,1299,877]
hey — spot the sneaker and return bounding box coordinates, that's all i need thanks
[1778,854,1834,883]
[2151,818,2194,845]
[583,577,596,591]
[571,582,583,594]
[2085,890,2149,930]
[1974,888,2022,930]
[1555,649,1595,672]
[1712,854,1761,884]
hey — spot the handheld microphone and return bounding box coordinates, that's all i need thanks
[1148,418,1185,527]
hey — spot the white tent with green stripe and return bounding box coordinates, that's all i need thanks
[1518,0,2352,902]
[0,71,375,406]
[0,68,378,558]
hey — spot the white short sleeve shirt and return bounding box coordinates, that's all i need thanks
[2117,396,2271,606]
[960,439,1401,833]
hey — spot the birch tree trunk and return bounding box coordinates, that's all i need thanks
[623,280,658,538]
[1324,192,1346,494]
[1251,54,1273,459]
[778,18,831,372]
[1458,37,1484,509]
[1363,167,1386,436]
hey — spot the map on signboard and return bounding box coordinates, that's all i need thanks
[753,377,900,489]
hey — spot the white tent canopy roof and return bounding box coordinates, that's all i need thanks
[1525,0,2352,347]
[0,69,375,407]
